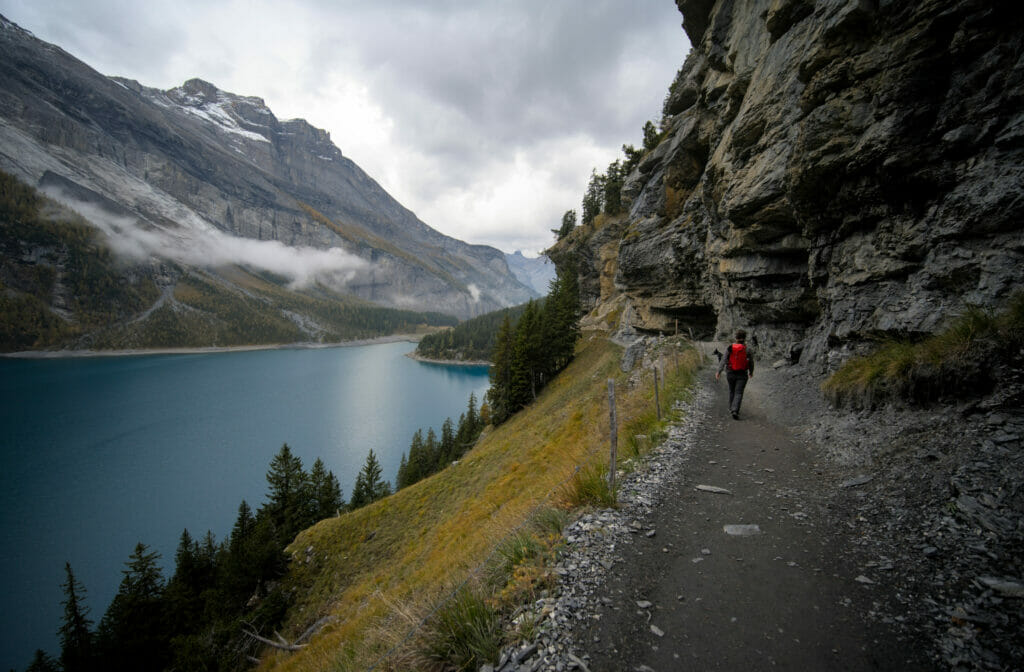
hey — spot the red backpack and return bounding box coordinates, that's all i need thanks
[728,343,748,371]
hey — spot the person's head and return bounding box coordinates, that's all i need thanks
[735,329,746,343]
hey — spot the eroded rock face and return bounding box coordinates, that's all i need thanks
[557,0,1024,366]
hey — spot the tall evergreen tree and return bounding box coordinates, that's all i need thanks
[263,443,308,541]
[164,529,217,638]
[486,314,515,424]
[465,393,480,438]
[542,261,581,374]
[220,501,286,615]
[554,209,576,240]
[26,649,61,672]
[642,119,661,151]
[424,427,440,473]
[582,169,604,226]
[510,300,542,407]
[96,543,168,672]
[407,429,426,486]
[440,416,456,463]
[307,457,343,521]
[396,452,410,490]
[350,450,391,509]
[58,562,94,672]
[603,159,624,216]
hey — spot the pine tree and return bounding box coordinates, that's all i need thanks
[263,443,309,541]
[164,529,217,637]
[96,543,168,671]
[220,501,286,615]
[603,159,624,216]
[486,313,515,424]
[59,562,94,672]
[465,393,480,438]
[542,261,581,374]
[642,120,660,151]
[307,457,343,521]
[350,450,390,509]
[406,429,426,486]
[396,452,410,490]
[440,416,456,463]
[424,427,439,474]
[509,300,542,408]
[554,209,576,240]
[26,649,61,672]
[582,169,604,226]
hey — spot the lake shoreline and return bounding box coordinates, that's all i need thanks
[404,352,492,367]
[0,333,423,359]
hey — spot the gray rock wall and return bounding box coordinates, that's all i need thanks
[559,0,1024,367]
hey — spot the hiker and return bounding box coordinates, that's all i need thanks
[715,329,754,419]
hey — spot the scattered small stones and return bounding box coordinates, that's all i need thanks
[490,362,1024,672]
[491,384,711,671]
[765,360,1024,671]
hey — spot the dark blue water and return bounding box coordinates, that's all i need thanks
[0,342,489,670]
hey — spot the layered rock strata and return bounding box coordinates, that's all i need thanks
[554,0,1024,366]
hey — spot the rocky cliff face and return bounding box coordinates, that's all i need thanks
[554,0,1023,367]
[0,16,534,321]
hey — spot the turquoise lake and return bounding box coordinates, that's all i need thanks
[0,341,490,670]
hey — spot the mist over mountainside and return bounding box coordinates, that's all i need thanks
[0,14,535,349]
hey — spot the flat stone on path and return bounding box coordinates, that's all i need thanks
[696,484,732,494]
[841,475,874,488]
[723,524,761,536]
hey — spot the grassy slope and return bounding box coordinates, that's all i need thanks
[822,293,1024,407]
[261,336,701,671]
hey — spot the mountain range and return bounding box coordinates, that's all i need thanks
[0,15,539,350]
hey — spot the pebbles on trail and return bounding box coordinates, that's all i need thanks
[766,363,1024,671]
[490,385,712,672]
[490,358,1024,672]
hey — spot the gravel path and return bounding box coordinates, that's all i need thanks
[490,354,1023,672]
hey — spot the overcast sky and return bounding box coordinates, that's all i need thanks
[0,0,689,256]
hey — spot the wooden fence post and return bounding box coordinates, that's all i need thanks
[653,366,662,422]
[607,379,617,489]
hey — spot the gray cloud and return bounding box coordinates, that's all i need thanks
[0,0,689,255]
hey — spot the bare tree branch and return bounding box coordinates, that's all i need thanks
[243,629,306,652]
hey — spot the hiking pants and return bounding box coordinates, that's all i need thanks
[726,370,748,415]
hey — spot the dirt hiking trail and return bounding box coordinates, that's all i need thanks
[572,367,931,671]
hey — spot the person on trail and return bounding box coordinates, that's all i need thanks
[715,329,754,419]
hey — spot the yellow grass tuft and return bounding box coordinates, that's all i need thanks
[823,293,1024,408]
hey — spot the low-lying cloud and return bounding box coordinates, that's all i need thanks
[49,191,369,289]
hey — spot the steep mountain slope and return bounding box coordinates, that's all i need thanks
[0,15,534,342]
[505,250,556,295]
[551,0,1024,368]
